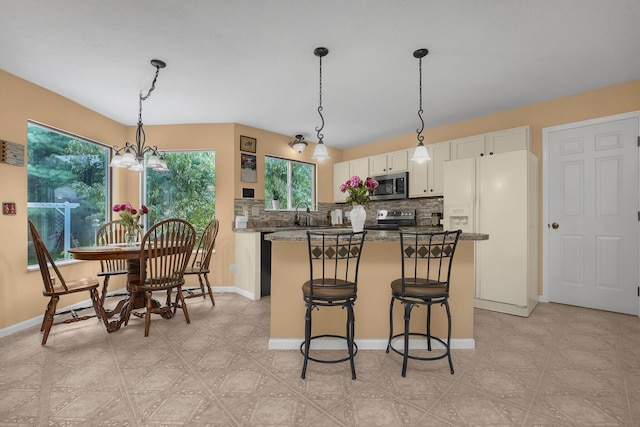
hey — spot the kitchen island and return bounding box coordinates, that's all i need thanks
[264,228,488,350]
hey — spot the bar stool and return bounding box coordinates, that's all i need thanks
[301,230,366,380]
[386,229,462,377]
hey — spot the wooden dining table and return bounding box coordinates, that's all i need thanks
[68,244,172,332]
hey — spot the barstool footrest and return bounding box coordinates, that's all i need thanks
[387,332,449,362]
[300,334,358,364]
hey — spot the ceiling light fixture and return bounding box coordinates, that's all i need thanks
[410,48,431,163]
[289,134,308,153]
[310,47,330,161]
[109,59,169,172]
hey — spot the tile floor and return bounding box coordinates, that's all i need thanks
[1,293,639,426]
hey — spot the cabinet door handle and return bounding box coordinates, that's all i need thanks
[480,153,484,156]
[489,152,494,155]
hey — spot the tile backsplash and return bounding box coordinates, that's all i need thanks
[234,198,443,227]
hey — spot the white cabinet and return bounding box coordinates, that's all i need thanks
[333,158,370,202]
[409,141,450,197]
[451,126,530,160]
[450,135,486,160]
[369,150,408,175]
[234,232,261,300]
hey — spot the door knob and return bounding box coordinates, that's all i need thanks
[551,222,559,229]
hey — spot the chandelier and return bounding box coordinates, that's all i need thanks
[310,47,330,161]
[410,48,431,163]
[109,59,169,172]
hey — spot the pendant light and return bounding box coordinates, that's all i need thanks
[410,48,431,163]
[109,59,169,172]
[311,47,330,161]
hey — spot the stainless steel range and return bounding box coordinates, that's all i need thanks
[364,209,416,230]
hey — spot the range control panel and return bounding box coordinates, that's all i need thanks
[376,209,416,225]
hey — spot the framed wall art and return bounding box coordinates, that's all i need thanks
[240,153,257,182]
[240,135,257,153]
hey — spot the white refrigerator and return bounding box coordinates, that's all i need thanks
[443,150,539,316]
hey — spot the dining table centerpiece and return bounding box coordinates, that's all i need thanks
[339,176,379,232]
[113,203,148,246]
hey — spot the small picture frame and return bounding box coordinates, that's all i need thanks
[241,153,257,183]
[240,135,257,153]
[2,202,16,215]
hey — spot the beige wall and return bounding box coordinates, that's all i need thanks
[344,79,640,295]
[232,124,343,203]
[0,69,339,331]
[0,69,126,329]
[1,65,639,332]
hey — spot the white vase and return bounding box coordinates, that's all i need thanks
[272,200,280,210]
[350,205,366,232]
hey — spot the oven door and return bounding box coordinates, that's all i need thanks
[371,172,408,200]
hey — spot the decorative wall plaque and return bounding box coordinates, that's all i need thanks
[1,140,25,166]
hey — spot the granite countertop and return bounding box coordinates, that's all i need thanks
[263,228,488,242]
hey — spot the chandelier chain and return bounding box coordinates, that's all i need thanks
[138,65,162,123]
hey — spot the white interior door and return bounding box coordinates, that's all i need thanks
[545,112,639,315]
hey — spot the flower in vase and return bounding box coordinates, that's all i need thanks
[113,203,148,232]
[339,176,379,206]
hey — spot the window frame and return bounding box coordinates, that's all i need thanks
[264,155,316,211]
[26,121,112,267]
[141,149,216,234]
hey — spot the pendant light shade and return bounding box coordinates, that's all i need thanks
[311,47,331,161]
[411,48,431,163]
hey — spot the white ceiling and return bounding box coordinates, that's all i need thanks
[2,1,639,149]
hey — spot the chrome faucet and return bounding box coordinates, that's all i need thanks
[294,201,312,226]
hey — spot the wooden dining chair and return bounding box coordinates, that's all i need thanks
[95,220,141,308]
[183,219,219,305]
[122,218,196,337]
[29,220,108,345]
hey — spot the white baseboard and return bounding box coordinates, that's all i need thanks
[269,337,475,350]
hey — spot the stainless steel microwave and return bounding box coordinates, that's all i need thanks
[370,171,409,201]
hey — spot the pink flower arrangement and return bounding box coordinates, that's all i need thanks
[339,176,379,206]
[113,203,148,231]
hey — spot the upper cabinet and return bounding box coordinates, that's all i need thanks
[333,158,370,203]
[409,141,450,198]
[451,126,530,160]
[369,150,409,175]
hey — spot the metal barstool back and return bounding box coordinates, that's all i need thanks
[301,230,367,380]
[386,229,462,376]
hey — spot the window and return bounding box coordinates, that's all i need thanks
[27,122,110,265]
[264,156,315,210]
[144,151,216,233]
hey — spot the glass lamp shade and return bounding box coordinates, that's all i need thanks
[311,142,330,161]
[128,161,144,172]
[410,144,431,163]
[155,157,169,172]
[119,151,137,167]
[109,153,127,168]
[146,154,161,168]
[290,141,308,153]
